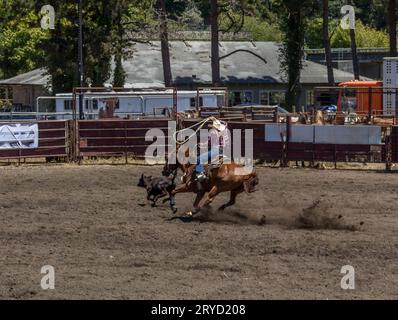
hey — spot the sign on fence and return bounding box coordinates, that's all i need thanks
[265,124,382,145]
[0,123,39,149]
[314,125,381,145]
[265,124,286,142]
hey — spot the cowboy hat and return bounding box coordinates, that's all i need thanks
[209,118,227,131]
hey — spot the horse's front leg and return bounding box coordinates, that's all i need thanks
[168,183,190,213]
[190,192,205,215]
[195,185,220,213]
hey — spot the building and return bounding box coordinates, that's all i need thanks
[305,47,391,80]
[0,41,370,112]
[0,68,50,112]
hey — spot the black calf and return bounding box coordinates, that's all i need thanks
[137,174,177,212]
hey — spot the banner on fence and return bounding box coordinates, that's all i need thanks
[0,123,39,149]
[265,124,382,145]
[264,124,286,142]
[314,125,381,145]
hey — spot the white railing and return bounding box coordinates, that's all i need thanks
[0,110,176,121]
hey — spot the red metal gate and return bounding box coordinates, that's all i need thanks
[75,118,171,160]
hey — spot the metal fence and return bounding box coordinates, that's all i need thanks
[75,118,171,162]
[0,120,70,161]
[1,117,398,169]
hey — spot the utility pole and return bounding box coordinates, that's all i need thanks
[78,0,84,119]
[210,0,220,86]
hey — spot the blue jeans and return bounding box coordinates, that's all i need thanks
[195,148,220,173]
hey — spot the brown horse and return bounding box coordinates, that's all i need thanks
[162,151,258,217]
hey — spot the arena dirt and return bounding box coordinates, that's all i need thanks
[0,164,397,299]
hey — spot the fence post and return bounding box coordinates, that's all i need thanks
[172,88,177,121]
[281,115,291,167]
[334,144,337,169]
[67,120,72,163]
[273,106,278,123]
[368,87,372,124]
[124,121,128,164]
[386,126,393,172]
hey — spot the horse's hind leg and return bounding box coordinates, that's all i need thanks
[218,189,240,211]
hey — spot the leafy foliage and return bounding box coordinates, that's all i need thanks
[0,0,396,89]
[276,0,314,111]
[0,0,48,79]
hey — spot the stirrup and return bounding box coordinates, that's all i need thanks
[196,172,207,182]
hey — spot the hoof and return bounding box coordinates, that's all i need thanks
[179,213,193,223]
[171,206,178,214]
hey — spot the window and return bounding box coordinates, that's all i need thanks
[306,90,314,107]
[260,91,269,105]
[243,91,253,103]
[64,100,72,110]
[269,92,285,106]
[259,91,286,107]
[93,99,98,110]
[233,92,242,105]
[231,91,253,106]
[189,97,203,108]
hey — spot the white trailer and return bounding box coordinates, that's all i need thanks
[52,89,226,120]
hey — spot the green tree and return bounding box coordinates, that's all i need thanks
[0,0,48,79]
[156,0,173,87]
[323,0,335,86]
[331,21,389,47]
[179,0,204,29]
[388,0,397,56]
[276,0,314,111]
[41,0,153,93]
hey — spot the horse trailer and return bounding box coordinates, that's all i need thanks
[52,89,227,120]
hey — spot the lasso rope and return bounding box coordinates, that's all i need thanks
[173,116,217,145]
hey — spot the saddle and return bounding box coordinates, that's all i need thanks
[203,155,227,176]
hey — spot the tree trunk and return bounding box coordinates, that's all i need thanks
[323,0,334,86]
[210,0,221,86]
[388,0,397,57]
[350,28,360,80]
[113,9,126,87]
[157,0,173,87]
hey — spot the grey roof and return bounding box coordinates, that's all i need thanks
[0,68,49,85]
[122,41,371,86]
[0,41,370,87]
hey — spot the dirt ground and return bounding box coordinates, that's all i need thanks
[0,164,397,300]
